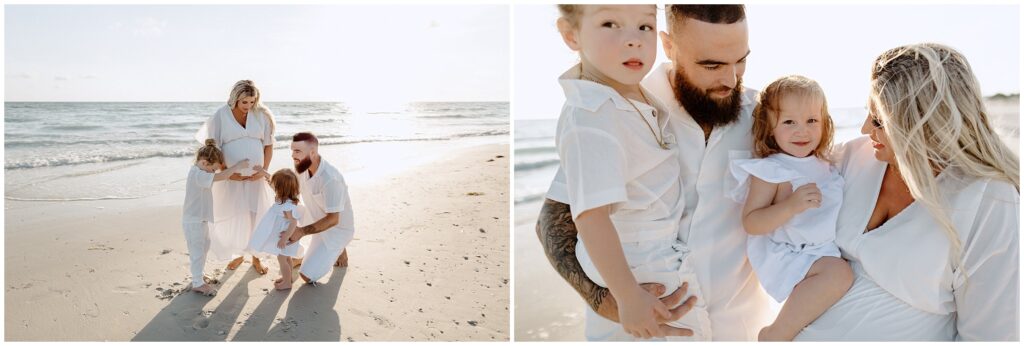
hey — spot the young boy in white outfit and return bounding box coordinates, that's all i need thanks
[550,4,710,340]
[182,139,250,296]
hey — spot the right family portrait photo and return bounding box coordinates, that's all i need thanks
[513,3,1019,342]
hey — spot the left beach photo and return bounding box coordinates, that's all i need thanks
[4,4,510,341]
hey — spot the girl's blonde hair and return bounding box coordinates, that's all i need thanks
[870,43,1020,270]
[751,75,835,160]
[195,139,224,165]
[270,168,300,205]
[227,79,276,133]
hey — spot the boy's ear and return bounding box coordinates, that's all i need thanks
[556,18,580,51]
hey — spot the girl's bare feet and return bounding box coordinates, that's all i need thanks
[192,283,217,296]
[273,276,295,290]
[226,256,244,270]
[252,257,268,275]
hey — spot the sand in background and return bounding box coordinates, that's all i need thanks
[5,140,509,341]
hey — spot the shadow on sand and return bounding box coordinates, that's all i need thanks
[131,265,346,341]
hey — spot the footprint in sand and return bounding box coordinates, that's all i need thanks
[192,318,210,330]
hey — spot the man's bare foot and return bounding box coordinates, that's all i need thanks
[274,276,295,290]
[334,249,348,267]
[252,257,268,275]
[299,272,317,285]
[226,256,244,270]
[292,257,303,268]
[192,283,217,296]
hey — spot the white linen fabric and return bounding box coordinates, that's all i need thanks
[796,136,1019,341]
[194,105,275,261]
[725,153,844,302]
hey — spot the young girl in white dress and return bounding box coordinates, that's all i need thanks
[553,4,710,341]
[726,75,853,340]
[182,139,250,296]
[247,168,305,291]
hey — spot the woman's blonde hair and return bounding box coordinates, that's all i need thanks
[870,43,1020,268]
[227,79,276,133]
[751,75,835,160]
[195,139,224,165]
[271,168,300,205]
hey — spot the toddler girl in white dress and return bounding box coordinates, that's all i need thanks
[247,168,305,291]
[726,75,853,340]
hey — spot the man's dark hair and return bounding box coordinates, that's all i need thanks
[666,5,746,32]
[293,131,319,145]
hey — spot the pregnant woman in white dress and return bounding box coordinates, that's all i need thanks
[195,80,276,274]
[795,43,1019,341]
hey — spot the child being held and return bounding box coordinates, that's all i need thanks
[726,75,853,340]
[552,4,710,341]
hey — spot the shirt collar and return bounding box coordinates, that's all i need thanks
[558,63,658,115]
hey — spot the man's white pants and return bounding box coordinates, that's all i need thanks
[298,230,354,282]
[182,221,211,288]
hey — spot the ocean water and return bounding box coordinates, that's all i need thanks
[5,102,508,170]
[514,106,875,208]
[4,102,508,201]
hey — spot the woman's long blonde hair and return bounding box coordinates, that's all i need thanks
[227,79,276,133]
[870,43,1019,268]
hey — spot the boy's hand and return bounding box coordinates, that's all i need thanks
[618,285,671,339]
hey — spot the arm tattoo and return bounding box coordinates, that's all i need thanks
[535,198,611,314]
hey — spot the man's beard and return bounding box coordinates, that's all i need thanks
[673,67,743,128]
[294,156,313,174]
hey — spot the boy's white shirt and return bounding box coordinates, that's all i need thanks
[546,62,774,340]
[183,165,215,223]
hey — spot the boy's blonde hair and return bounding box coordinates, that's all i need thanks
[557,5,584,28]
[751,75,835,160]
[195,139,225,165]
[270,168,300,205]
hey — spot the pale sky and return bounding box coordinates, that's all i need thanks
[4,5,510,103]
[514,4,1020,119]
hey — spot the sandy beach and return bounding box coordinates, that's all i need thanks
[4,138,509,341]
[513,98,1019,341]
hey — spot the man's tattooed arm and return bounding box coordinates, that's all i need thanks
[535,198,619,321]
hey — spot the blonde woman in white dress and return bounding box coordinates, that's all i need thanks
[194,80,276,274]
[796,43,1019,341]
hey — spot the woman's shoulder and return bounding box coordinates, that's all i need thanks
[971,177,1019,205]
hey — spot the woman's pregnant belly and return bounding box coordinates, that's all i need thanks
[795,263,954,341]
[222,137,264,176]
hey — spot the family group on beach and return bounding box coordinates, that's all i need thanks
[537,4,1018,341]
[182,80,355,296]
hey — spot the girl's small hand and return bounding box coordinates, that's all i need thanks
[276,233,288,249]
[785,183,822,214]
[250,169,268,181]
[617,286,671,339]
